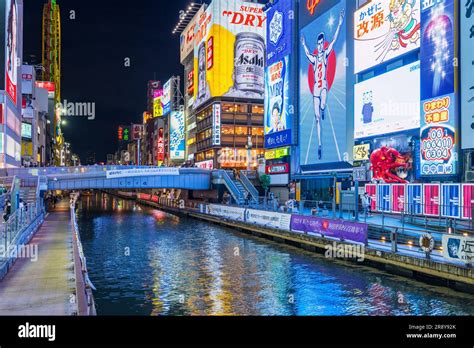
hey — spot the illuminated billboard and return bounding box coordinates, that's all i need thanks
[180,5,205,63]
[461,0,474,149]
[354,61,421,139]
[193,0,266,110]
[21,122,31,138]
[153,89,163,117]
[299,0,347,165]
[420,0,458,177]
[170,111,185,160]
[162,79,171,115]
[354,0,421,74]
[264,0,294,150]
[5,0,20,105]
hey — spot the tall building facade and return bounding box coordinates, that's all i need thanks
[0,0,24,168]
[42,0,62,165]
[181,0,267,170]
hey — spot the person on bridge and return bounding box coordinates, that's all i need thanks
[362,192,372,217]
[3,200,11,222]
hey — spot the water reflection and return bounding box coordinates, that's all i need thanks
[77,193,474,316]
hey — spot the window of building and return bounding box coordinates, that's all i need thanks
[251,127,264,136]
[221,126,235,135]
[251,105,264,115]
[222,103,247,114]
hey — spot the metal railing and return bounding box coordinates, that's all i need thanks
[213,170,244,204]
[70,193,96,316]
[1,200,44,258]
[239,172,259,203]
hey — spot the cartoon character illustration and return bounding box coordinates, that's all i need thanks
[268,102,285,134]
[362,91,374,124]
[375,0,420,63]
[370,146,410,184]
[301,9,344,160]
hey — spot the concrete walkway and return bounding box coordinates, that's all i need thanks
[0,200,75,315]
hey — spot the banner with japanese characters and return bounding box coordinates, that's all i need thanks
[354,0,421,74]
[461,0,474,149]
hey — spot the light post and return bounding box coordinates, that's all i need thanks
[246,135,253,171]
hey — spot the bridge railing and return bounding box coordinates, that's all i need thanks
[70,193,96,316]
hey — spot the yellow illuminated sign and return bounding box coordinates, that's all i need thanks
[265,147,290,160]
[153,97,163,117]
[353,144,370,161]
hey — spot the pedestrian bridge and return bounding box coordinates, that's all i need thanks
[0,166,212,191]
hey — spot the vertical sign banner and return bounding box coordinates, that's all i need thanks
[420,0,458,177]
[299,0,347,166]
[407,183,423,215]
[153,89,163,117]
[354,0,421,74]
[5,0,19,105]
[376,184,391,212]
[461,0,474,148]
[212,103,221,146]
[441,183,461,219]
[462,184,474,220]
[162,79,171,115]
[193,0,266,110]
[424,183,440,217]
[170,111,185,160]
[157,127,164,164]
[391,184,406,214]
[264,0,294,149]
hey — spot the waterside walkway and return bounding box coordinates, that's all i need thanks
[0,201,75,315]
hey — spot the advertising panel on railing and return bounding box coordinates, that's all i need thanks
[245,209,291,230]
[299,0,347,166]
[461,0,474,149]
[407,183,423,215]
[376,184,391,212]
[193,0,266,110]
[424,183,440,217]
[106,168,180,179]
[391,184,406,214]
[442,234,474,264]
[462,184,474,220]
[420,0,458,177]
[365,184,377,211]
[353,0,421,74]
[291,215,368,245]
[169,111,185,160]
[354,61,421,139]
[207,204,246,221]
[441,183,461,219]
[264,0,294,149]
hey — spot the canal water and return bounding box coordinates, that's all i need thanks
[77,193,474,316]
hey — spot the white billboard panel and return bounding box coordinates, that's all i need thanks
[354,61,421,139]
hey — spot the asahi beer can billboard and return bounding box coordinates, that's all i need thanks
[193,0,266,110]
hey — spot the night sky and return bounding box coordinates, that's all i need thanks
[23,0,193,162]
